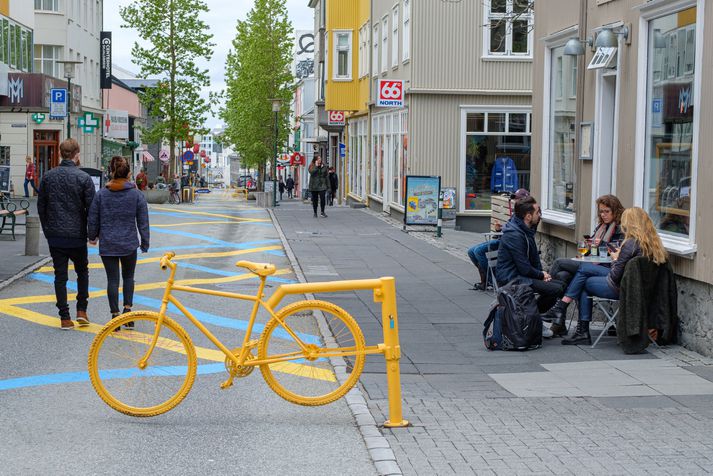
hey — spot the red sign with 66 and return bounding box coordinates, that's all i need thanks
[327,110,345,126]
[377,79,404,108]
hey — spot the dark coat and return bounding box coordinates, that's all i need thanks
[328,172,339,192]
[286,177,295,190]
[618,257,678,354]
[37,159,96,247]
[308,163,329,192]
[495,216,543,285]
[607,239,642,289]
[87,179,150,256]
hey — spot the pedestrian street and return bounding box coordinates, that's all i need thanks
[0,194,375,475]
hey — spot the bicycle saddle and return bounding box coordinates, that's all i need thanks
[236,260,276,277]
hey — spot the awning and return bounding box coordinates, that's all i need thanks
[142,151,155,162]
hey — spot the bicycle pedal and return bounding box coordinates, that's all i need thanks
[220,379,234,390]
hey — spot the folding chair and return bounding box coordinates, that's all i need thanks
[590,297,619,348]
[485,249,499,293]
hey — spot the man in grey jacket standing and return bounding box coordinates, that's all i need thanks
[38,138,96,330]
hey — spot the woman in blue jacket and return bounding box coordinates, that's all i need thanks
[88,156,150,327]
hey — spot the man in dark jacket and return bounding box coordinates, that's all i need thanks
[495,196,565,334]
[37,138,96,330]
[286,175,295,198]
[327,167,338,206]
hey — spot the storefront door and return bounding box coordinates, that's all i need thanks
[34,130,60,182]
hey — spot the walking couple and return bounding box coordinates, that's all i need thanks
[37,139,150,330]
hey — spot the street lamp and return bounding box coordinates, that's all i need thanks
[269,98,282,207]
[57,60,83,139]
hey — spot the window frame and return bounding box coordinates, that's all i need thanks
[391,5,399,69]
[372,23,379,78]
[34,44,62,78]
[538,26,579,227]
[332,30,352,81]
[459,106,533,214]
[381,16,389,74]
[402,0,410,63]
[634,0,703,256]
[482,0,534,59]
[35,0,61,12]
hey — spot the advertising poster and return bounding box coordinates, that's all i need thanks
[442,187,457,220]
[404,175,441,226]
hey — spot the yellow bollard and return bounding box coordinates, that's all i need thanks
[376,277,409,428]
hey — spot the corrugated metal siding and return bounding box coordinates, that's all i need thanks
[409,94,532,193]
[327,0,358,29]
[412,0,532,91]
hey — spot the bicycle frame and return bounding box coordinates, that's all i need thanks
[137,255,380,370]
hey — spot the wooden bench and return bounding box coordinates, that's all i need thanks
[0,196,30,240]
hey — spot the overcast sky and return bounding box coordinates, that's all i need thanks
[104,0,313,128]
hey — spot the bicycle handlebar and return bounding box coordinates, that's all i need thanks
[160,252,176,270]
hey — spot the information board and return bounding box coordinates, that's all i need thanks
[404,175,441,226]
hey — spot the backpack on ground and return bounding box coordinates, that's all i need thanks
[483,281,542,351]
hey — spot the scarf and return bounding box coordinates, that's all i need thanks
[593,222,618,243]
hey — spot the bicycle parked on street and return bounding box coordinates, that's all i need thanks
[88,252,368,417]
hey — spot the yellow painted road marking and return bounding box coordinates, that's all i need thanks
[36,246,283,273]
[0,268,292,306]
[152,206,269,222]
[0,303,335,381]
[152,221,241,227]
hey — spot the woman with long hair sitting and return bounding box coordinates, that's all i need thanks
[544,207,667,345]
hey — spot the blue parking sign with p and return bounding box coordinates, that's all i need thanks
[50,88,68,119]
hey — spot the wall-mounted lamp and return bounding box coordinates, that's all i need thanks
[564,37,593,56]
[594,24,630,48]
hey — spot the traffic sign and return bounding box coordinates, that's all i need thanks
[339,142,346,158]
[159,149,169,163]
[377,79,404,108]
[78,112,99,133]
[327,110,345,126]
[50,88,67,119]
[182,150,194,162]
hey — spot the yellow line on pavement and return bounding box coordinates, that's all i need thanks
[36,246,283,273]
[152,221,241,227]
[152,206,269,222]
[0,268,292,306]
[0,303,335,381]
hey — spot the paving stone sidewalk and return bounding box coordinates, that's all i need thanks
[274,202,713,475]
[0,198,50,288]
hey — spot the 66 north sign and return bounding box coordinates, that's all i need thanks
[377,79,404,108]
[327,110,345,126]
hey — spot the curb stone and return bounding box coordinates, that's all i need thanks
[268,208,403,476]
[0,255,52,292]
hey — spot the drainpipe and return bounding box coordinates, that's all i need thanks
[575,0,588,236]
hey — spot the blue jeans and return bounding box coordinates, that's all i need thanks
[24,178,39,197]
[565,263,619,321]
[467,240,499,275]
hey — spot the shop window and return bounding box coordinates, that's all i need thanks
[463,111,531,211]
[644,6,697,238]
[546,44,577,214]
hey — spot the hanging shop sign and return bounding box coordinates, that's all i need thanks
[327,110,345,126]
[31,113,46,124]
[78,112,100,133]
[404,175,441,226]
[377,79,404,108]
[100,32,112,89]
[104,109,129,139]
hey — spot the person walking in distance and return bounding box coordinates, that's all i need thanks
[286,175,295,198]
[88,156,150,329]
[308,155,328,218]
[328,167,339,206]
[278,175,286,200]
[24,156,40,197]
[37,138,96,330]
[135,168,148,191]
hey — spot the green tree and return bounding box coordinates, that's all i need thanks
[222,0,294,190]
[121,0,216,174]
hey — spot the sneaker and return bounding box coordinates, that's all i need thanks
[542,324,554,339]
[60,319,74,330]
[111,312,122,332]
[76,310,90,327]
[313,212,318,218]
[321,212,328,218]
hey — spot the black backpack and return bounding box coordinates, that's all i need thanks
[483,281,542,351]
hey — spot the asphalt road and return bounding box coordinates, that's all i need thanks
[0,192,375,475]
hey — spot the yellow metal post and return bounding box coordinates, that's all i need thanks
[377,277,409,428]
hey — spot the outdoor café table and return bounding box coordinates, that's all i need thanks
[571,255,613,264]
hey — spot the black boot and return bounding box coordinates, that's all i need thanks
[542,299,568,322]
[562,320,591,345]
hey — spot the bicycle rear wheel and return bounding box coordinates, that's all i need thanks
[88,312,197,417]
[258,300,365,406]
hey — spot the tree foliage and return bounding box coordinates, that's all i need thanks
[222,0,294,187]
[121,0,216,174]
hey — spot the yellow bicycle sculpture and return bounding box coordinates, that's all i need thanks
[87,252,407,425]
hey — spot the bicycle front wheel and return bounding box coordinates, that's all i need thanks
[258,300,365,406]
[88,312,197,417]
